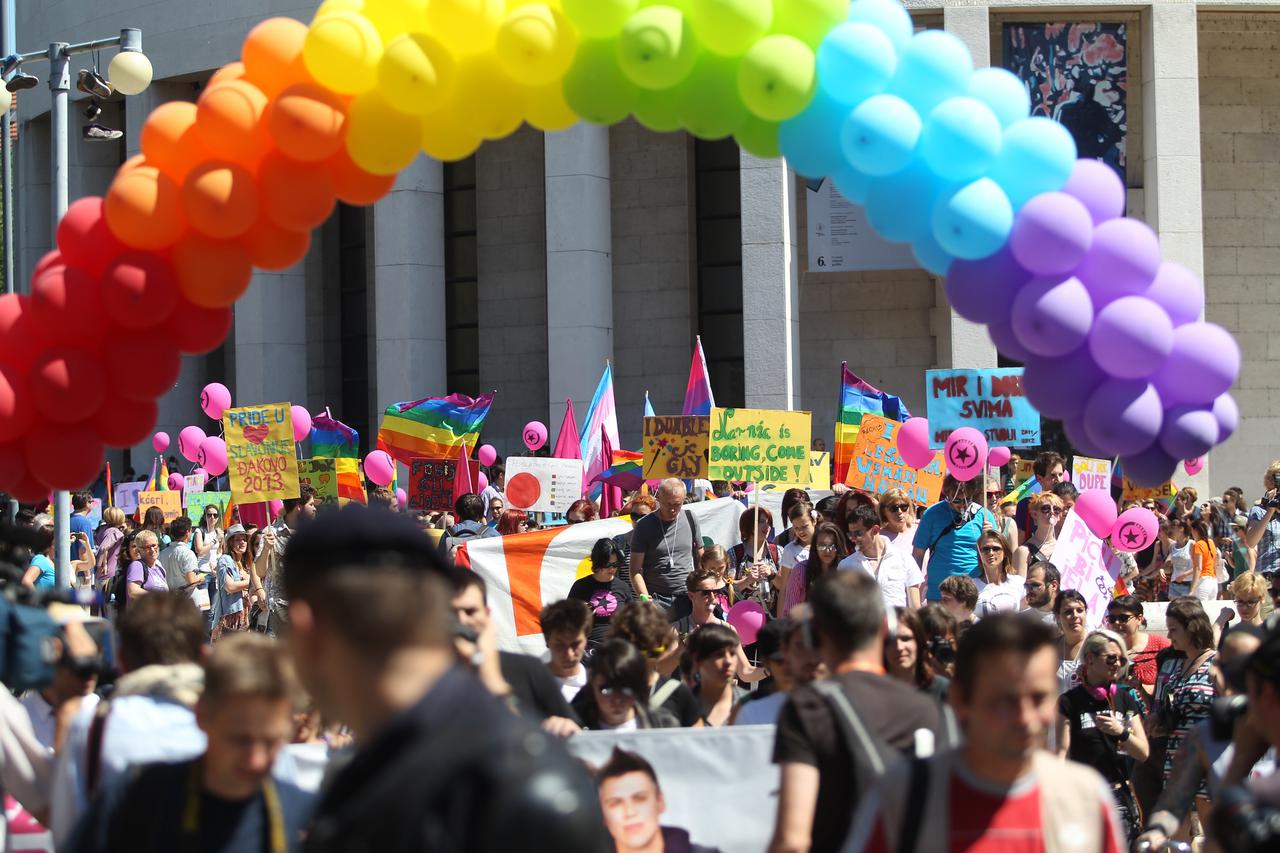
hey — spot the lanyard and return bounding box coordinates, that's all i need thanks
[182,760,287,853]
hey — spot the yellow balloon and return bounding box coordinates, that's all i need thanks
[425,0,505,53]
[314,0,364,21]
[525,82,578,131]
[362,0,428,40]
[346,90,423,174]
[451,56,528,140]
[303,11,383,95]
[495,4,578,87]
[421,110,482,161]
[378,32,455,115]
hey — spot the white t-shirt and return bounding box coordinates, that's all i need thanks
[555,665,588,704]
[838,546,924,609]
[781,541,810,570]
[974,574,1026,620]
[19,691,100,751]
[601,716,639,731]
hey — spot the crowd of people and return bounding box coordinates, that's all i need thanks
[3,449,1280,852]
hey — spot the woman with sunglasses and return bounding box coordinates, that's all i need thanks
[573,638,679,730]
[1012,493,1061,576]
[1104,594,1170,706]
[193,503,223,568]
[782,521,845,617]
[1056,629,1149,841]
[728,505,779,610]
[569,538,635,654]
[876,487,921,564]
[973,531,1025,619]
[1164,517,1195,599]
[210,524,254,642]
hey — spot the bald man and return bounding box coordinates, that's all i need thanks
[630,479,704,622]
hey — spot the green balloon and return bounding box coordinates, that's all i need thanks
[737,34,815,122]
[634,87,685,133]
[690,0,772,57]
[642,0,693,12]
[617,5,699,90]
[769,0,845,48]
[734,114,781,159]
[563,38,639,126]
[562,0,640,38]
[675,54,748,140]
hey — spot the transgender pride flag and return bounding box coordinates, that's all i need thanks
[682,336,715,417]
[579,362,619,490]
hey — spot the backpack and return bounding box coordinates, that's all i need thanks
[443,522,485,555]
[108,562,133,617]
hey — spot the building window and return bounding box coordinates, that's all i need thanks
[338,203,370,444]
[444,157,479,395]
[694,138,744,408]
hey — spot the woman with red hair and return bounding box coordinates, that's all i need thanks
[496,509,529,536]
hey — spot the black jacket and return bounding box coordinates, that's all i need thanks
[304,666,611,853]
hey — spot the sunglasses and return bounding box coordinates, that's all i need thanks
[1037,507,1063,517]
[1100,654,1123,666]
[1106,613,1134,624]
[604,560,622,569]
[815,542,837,552]
[980,545,1004,554]
[205,512,219,517]
[693,587,726,596]
[597,685,635,699]
[886,503,910,512]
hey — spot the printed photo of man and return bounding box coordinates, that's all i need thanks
[596,747,721,853]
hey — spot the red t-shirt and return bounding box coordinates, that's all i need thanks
[1130,633,1172,690]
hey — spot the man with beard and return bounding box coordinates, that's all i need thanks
[1021,562,1060,629]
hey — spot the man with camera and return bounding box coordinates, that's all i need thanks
[1244,462,1280,578]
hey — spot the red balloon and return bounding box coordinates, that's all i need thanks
[30,347,108,423]
[0,440,27,488]
[170,297,234,355]
[91,396,159,448]
[0,362,35,443]
[0,294,50,371]
[32,249,64,282]
[105,333,181,401]
[10,474,50,504]
[24,422,104,490]
[30,263,106,345]
[56,196,129,277]
[101,252,181,330]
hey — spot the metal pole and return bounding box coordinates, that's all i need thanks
[2,0,16,523]
[50,41,70,587]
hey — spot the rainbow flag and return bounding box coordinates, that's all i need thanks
[834,364,912,485]
[1001,475,1041,506]
[376,392,494,467]
[157,458,170,491]
[591,448,644,492]
[682,336,715,417]
[311,413,360,459]
[335,458,367,505]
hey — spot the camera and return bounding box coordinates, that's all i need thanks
[1267,490,1280,510]
[1208,694,1247,741]
[1212,785,1280,853]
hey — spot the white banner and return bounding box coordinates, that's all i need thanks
[567,726,778,853]
[504,456,585,513]
[1053,509,1126,628]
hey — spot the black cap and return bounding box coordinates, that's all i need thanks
[282,503,452,588]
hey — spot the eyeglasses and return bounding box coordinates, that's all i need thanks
[597,685,635,699]
[604,561,622,569]
[141,543,159,551]
[1106,613,1134,624]
[1037,507,1063,517]
[979,545,1004,554]
[1100,654,1123,666]
[815,542,837,552]
[1238,598,1262,608]
[887,503,910,513]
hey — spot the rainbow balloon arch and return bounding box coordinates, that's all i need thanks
[0,0,1241,501]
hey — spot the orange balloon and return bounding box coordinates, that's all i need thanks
[268,83,347,162]
[195,80,271,167]
[140,102,213,183]
[104,166,187,250]
[258,151,336,231]
[210,62,247,87]
[181,161,260,239]
[242,218,311,270]
[171,233,253,309]
[242,17,311,98]
[326,144,395,205]
[120,153,147,174]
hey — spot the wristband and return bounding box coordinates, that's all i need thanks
[639,594,651,602]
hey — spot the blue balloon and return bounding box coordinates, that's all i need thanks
[932,177,1013,260]
[888,30,972,115]
[864,159,954,244]
[922,97,1002,182]
[817,22,896,106]
[841,94,920,177]
[988,117,1077,209]
[911,230,954,276]
[778,89,850,179]
[832,166,871,205]
[967,67,1030,128]
[846,0,914,51]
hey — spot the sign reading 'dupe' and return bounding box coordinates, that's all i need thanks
[223,402,300,504]
[707,408,811,486]
[926,368,1041,449]
[1072,456,1113,494]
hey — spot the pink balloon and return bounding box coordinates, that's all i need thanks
[269,499,284,519]
[1074,490,1118,539]
[1184,456,1205,476]
[290,405,312,442]
[987,446,1012,467]
[477,471,489,492]
[477,444,497,467]
[197,436,228,476]
[896,417,934,469]
[365,450,395,486]
[1110,507,1159,552]
[944,427,988,482]
[152,431,170,453]
[200,382,232,420]
[395,487,408,510]
[727,600,767,645]
[522,421,548,451]
[178,425,208,462]
[168,472,185,491]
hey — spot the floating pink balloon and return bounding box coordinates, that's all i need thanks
[152,431,170,453]
[395,487,407,510]
[291,405,312,443]
[201,382,232,420]
[987,446,1012,467]
[522,421,548,452]
[477,471,489,492]
[197,436,228,476]
[365,450,395,486]
[168,472,185,491]
[477,444,497,467]
[896,417,934,469]
[1074,490,1118,539]
[727,600,767,645]
[1184,456,1205,476]
[178,425,208,463]
[944,427,988,482]
[1110,507,1159,553]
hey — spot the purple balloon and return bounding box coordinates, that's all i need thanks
[1144,262,1204,328]
[944,244,1032,325]
[1064,415,1112,460]
[1022,347,1107,420]
[987,318,1034,363]
[1061,159,1125,225]
[1159,405,1221,460]
[1009,191,1093,276]
[1087,296,1174,380]
[1212,393,1239,442]
[1119,444,1180,489]
[1084,379,1164,456]
[1011,275,1094,357]
[1076,218,1162,306]
[1151,322,1241,407]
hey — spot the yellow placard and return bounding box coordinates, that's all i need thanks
[137,490,183,523]
[223,402,301,504]
[1123,479,1176,503]
[1014,459,1035,484]
[809,452,831,491]
[642,416,710,480]
[707,407,812,485]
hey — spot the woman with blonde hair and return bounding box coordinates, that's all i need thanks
[94,506,129,594]
[973,530,1024,619]
[1012,493,1062,575]
[876,487,921,563]
[1230,572,1267,626]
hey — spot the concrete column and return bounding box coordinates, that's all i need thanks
[545,124,613,428]
[741,152,800,410]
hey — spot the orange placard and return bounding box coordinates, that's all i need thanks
[844,415,945,506]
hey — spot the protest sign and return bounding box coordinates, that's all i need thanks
[114,481,145,515]
[642,416,709,480]
[707,408,811,485]
[844,415,944,505]
[407,457,479,512]
[223,402,300,504]
[1014,458,1034,484]
[183,475,205,504]
[137,490,182,523]
[186,491,231,525]
[505,457,584,513]
[299,457,368,507]
[1123,478,1176,503]
[925,368,1040,448]
[808,452,830,491]
[1054,509,1126,628]
[1073,457,1113,494]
